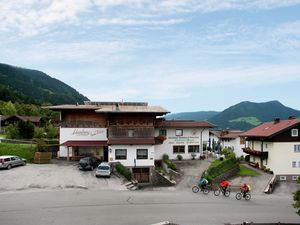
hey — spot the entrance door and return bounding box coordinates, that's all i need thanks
[104,146,108,162]
[132,168,150,183]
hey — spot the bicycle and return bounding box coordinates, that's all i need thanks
[235,189,251,200]
[192,184,211,194]
[214,186,231,197]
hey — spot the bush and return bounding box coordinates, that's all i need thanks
[245,155,250,162]
[162,154,169,162]
[0,143,36,162]
[177,154,183,160]
[165,159,177,171]
[115,164,132,181]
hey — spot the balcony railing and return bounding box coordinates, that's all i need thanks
[60,120,101,128]
[108,127,154,138]
[243,147,268,160]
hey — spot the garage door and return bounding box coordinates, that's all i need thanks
[132,168,150,183]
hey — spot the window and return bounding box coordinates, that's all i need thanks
[159,129,167,136]
[292,176,299,181]
[292,161,297,168]
[173,145,185,153]
[175,129,183,136]
[128,129,135,137]
[292,129,299,137]
[137,149,148,160]
[298,161,300,168]
[279,176,286,181]
[115,149,127,160]
[294,145,300,153]
[240,137,245,145]
[188,145,200,153]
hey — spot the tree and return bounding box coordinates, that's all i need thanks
[17,121,34,139]
[5,124,20,139]
[1,101,17,115]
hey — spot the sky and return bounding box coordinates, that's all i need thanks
[1,0,300,113]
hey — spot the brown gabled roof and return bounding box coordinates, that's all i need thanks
[155,120,215,128]
[240,118,300,138]
[220,130,244,139]
[45,102,170,115]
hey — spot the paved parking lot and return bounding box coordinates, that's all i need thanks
[0,159,127,193]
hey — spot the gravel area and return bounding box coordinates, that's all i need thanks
[0,159,127,193]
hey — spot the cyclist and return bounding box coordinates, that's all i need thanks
[241,183,250,197]
[199,177,208,190]
[220,180,230,194]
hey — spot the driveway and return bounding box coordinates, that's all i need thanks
[172,158,298,195]
[0,159,127,193]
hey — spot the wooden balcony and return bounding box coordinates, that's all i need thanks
[60,120,101,128]
[108,127,154,139]
[243,147,268,160]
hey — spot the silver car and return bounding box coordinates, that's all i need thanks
[0,155,27,169]
[95,162,113,178]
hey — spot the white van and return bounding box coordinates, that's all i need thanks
[95,162,113,178]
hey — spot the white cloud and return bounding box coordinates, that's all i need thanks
[97,18,186,26]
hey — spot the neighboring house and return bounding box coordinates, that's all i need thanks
[47,101,169,184]
[154,120,215,160]
[219,130,246,157]
[241,117,300,182]
[0,115,41,129]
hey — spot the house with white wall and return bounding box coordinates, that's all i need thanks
[241,117,300,182]
[154,120,214,160]
[219,130,246,157]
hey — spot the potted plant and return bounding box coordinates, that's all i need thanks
[191,153,196,160]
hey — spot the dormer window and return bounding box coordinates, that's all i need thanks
[291,129,299,137]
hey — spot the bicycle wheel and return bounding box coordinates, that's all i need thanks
[235,192,242,200]
[203,188,210,194]
[245,193,251,200]
[214,189,220,196]
[224,190,230,197]
[192,185,199,193]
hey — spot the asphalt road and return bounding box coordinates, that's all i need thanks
[0,189,298,225]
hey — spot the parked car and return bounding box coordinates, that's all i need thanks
[0,155,26,169]
[95,162,113,178]
[78,156,101,170]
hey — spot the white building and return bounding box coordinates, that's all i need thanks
[241,118,300,182]
[154,120,214,160]
[219,130,246,157]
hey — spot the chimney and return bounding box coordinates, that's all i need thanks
[274,118,280,124]
[289,116,296,120]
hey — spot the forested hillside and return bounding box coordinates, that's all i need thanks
[0,63,89,105]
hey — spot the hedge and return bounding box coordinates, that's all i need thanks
[0,143,37,163]
[205,155,239,179]
[115,163,132,181]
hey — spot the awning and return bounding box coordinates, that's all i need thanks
[61,140,107,147]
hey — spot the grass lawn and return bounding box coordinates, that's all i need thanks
[238,164,261,176]
[0,143,37,163]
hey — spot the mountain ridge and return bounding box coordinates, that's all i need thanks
[166,100,300,131]
[0,63,89,105]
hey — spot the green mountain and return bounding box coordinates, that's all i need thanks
[165,111,220,121]
[0,63,89,105]
[208,101,300,131]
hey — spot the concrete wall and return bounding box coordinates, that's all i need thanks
[108,145,155,167]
